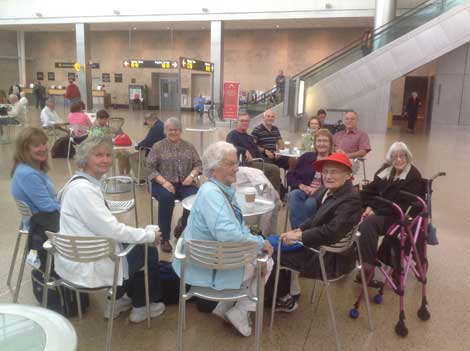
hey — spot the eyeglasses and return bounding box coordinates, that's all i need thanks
[322,169,344,176]
[316,139,330,144]
[391,153,407,160]
[222,160,239,167]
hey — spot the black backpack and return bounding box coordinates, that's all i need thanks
[51,136,75,159]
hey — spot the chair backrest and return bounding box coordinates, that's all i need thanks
[109,117,124,130]
[45,231,115,263]
[15,200,32,219]
[185,240,259,270]
[321,224,360,254]
[101,176,134,195]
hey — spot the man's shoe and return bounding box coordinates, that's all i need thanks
[212,301,234,321]
[160,240,173,253]
[129,302,166,323]
[134,179,146,185]
[225,307,252,337]
[173,218,185,239]
[103,294,132,319]
[275,295,298,313]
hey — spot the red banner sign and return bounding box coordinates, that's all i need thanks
[223,82,240,120]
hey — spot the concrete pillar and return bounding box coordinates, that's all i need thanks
[374,0,397,29]
[210,21,224,106]
[75,23,92,110]
[17,31,26,87]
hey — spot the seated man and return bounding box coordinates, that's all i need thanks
[173,141,274,337]
[7,94,26,124]
[129,113,165,183]
[333,110,371,159]
[226,114,281,192]
[40,99,68,133]
[251,109,289,170]
[269,153,362,311]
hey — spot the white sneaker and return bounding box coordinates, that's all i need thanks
[212,301,235,321]
[129,302,166,323]
[225,307,252,337]
[103,295,132,319]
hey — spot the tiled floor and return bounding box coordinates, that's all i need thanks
[0,108,469,350]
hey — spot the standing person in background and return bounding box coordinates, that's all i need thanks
[7,94,27,125]
[33,81,47,110]
[64,79,81,106]
[405,92,421,133]
[195,94,205,119]
[275,70,285,103]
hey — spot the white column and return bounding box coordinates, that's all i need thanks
[210,21,224,106]
[17,31,26,87]
[75,23,93,110]
[374,0,397,29]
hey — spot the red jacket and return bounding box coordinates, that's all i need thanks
[65,83,81,99]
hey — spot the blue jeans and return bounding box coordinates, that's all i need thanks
[152,182,198,240]
[288,189,318,229]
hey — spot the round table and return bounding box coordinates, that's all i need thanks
[102,143,137,194]
[185,127,216,153]
[0,304,77,351]
[182,192,275,217]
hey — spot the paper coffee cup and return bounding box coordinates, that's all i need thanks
[145,225,160,239]
[244,187,257,203]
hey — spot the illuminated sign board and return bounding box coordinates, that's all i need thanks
[55,62,100,69]
[122,59,178,69]
[180,57,214,73]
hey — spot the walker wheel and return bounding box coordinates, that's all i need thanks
[349,308,360,319]
[417,305,431,321]
[395,319,409,337]
[373,294,383,304]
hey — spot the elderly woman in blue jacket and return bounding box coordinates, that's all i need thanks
[173,141,274,337]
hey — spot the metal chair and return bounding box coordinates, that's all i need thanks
[136,146,152,185]
[269,227,373,351]
[7,200,32,303]
[102,176,138,227]
[109,117,125,133]
[174,238,268,351]
[352,158,369,188]
[42,231,151,351]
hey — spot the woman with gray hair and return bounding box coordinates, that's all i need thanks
[57,136,165,323]
[146,117,201,253]
[359,141,423,267]
[172,141,274,337]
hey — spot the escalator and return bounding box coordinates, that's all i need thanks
[248,0,470,132]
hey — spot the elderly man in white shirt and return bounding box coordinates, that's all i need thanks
[7,94,27,124]
[40,99,68,133]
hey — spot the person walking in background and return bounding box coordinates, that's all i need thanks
[361,29,373,56]
[65,79,81,106]
[405,91,421,133]
[33,81,47,110]
[195,94,205,119]
[275,70,285,103]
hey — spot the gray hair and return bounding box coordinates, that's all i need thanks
[46,98,55,105]
[144,113,158,121]
[9,94,17,102]
[202,141,237,177]
[164,117,182,130]
[75,136,113,169]
[385,141,413,164]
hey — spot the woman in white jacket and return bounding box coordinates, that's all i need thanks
[57,136,165,323]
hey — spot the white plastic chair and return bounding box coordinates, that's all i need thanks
[269,227,373,351]
[42,231,151,351]
[174,238,268,351]
[7,200,32,303]
[101,176,138,227]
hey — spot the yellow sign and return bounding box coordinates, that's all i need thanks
[74,62,81,72]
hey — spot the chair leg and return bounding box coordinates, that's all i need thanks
[13,238,29,303]
[7,230,23,296]
[42,251,54,308]
[319,254,340,351]
[310,280,317,305]
[76,290,83,321]
[269,245,282,329]
[106,286,117,351]
[176,298,186,351]
[255,264,265,351]
[356,238,373,331]
[144,244,151,329]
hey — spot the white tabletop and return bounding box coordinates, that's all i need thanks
[275,149,304,158]
[0,304,77,351]
[182,192,275,217]
[185,127,216,132]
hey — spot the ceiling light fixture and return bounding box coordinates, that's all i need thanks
[166,26,171,30]
[275,24,280,29]
[133,27,137,30]
[325,3,333,9]
[113,10,120,15]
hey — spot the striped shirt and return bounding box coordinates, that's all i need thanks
[251,123,283,152]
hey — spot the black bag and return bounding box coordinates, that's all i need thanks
[159,261,180,305]
[51,136,75,159]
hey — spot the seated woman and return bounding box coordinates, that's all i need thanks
[172,141,274,337]
[67,101,92,142]
[287,129,333,229]
[88,109,114,138]
[56,136,164,323]
[359,142,423,269]
[272,153,362,311]
[300,116,321,151]
[11,127,60,220]
[147,117,201,253]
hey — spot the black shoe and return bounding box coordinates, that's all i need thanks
[173,217,185,239]
[134,179,146,185]
[275,296,298,312]
[354,273,384,289]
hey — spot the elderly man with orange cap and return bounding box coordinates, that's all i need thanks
[269,153,362,312]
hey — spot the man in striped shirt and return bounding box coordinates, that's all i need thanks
[251,109,289,170]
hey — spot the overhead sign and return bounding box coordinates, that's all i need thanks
[55,62,100,69]
[123,59,178,69]
[180,57,214,72]
[223,82,240,120]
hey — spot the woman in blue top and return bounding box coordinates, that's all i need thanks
[11,127,60,215]
[173,141,274,337]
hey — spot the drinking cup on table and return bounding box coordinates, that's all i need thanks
[244,187,257,208]
[284,141,291,152]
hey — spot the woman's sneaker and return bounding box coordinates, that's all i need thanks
[212,301,234,321]
[103,295,132,319]
[129,302,166,323]
[224,307,252,337]
[275,295,298,312]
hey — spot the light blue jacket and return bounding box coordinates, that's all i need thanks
[172,179,264,290]
[11,163,60,214]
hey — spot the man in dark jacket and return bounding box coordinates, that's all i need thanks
[129,113,165,183]
[270,153,362,311]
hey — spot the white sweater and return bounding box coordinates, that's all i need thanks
[56,172,155,288]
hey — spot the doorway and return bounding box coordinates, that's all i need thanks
[159,77,178,111]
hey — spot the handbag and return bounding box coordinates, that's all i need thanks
[114,133,132,147]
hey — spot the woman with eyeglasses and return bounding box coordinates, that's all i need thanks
[358,141,423,269]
